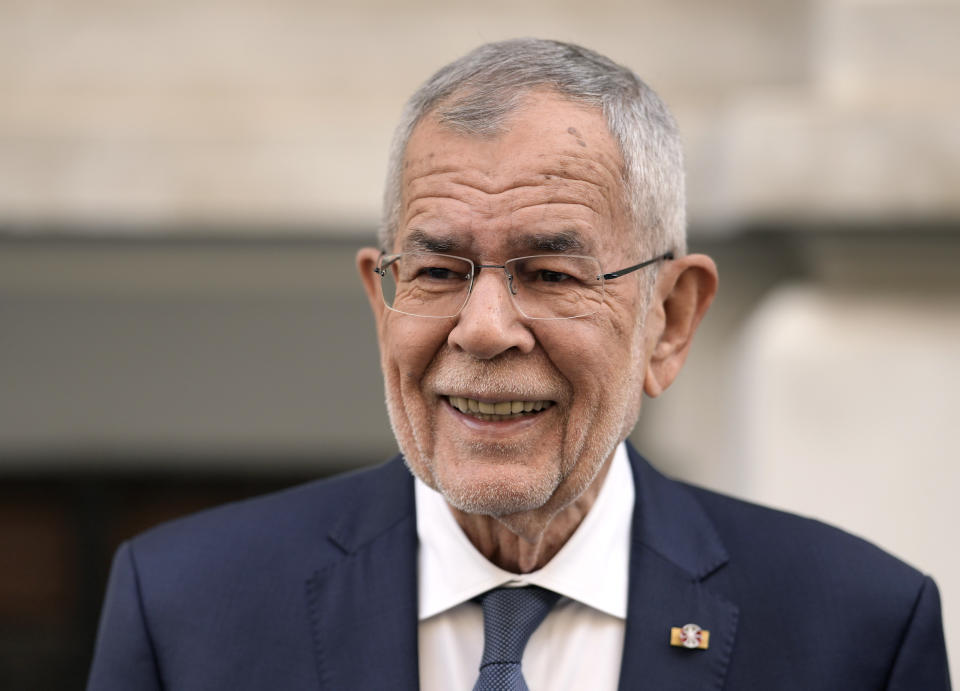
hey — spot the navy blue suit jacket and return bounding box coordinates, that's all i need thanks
[88,445,951,689]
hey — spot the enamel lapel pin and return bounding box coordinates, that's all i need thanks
[670,623,710,650]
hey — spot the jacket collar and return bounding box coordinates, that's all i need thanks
[326,456,416,555]
[618,442,739,691]
[305,457,420,690]
[627,442,729,580]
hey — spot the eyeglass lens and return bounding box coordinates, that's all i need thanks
[379,253,604,319]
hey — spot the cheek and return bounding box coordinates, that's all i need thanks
[541,312,637,379]
[533,326,612,412]
[381,316,450,383]
[538,316,645,453]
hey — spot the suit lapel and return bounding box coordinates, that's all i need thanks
[305,457,420,690]
[618,445,739,691]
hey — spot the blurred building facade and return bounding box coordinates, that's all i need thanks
[1,0,958,687]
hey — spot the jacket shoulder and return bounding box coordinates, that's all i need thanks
[684,482,929,622]
[128,455,411,582]
[688,483,920,574]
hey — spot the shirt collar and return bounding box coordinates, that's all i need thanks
[416,442,634,620]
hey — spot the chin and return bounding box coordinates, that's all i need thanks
[398,435,560,517]
[431,462,559,517]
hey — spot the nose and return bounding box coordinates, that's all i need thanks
[447,268,536,359]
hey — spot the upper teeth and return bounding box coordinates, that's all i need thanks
[448,396,552,415]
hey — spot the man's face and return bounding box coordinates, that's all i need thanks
[364,92,653,519]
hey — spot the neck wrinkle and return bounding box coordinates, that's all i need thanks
[448,454,613,573]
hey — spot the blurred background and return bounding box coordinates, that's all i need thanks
[1,0,957,687]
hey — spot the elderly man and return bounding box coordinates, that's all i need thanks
[88,39,950,690]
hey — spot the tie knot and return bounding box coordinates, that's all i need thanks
[477,586,561,666]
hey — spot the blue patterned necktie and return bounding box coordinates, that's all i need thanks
[473,586,561,691]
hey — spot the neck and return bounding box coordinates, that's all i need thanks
[449,455,614,573]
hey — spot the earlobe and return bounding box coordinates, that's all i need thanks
[643,254,718,398]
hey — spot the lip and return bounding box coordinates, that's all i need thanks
[438,391,554,404]
[441,397,553,435]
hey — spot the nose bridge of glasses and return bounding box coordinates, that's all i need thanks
[465,265,528,323]
[474,263,519,297]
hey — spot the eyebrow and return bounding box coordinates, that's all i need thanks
[401,228,588,255]
[403,229,462,253]
[512,230,587,254]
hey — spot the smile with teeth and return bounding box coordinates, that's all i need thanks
[447,396,554,421]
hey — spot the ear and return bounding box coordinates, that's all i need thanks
[357,247,387,328]
[643,253,718,397]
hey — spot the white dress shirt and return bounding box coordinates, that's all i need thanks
[416,442,635,691]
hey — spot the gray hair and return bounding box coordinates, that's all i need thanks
[380,38,687,262]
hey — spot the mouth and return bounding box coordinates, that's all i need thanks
[446,395,555,422]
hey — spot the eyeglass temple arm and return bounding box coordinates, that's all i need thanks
[600,251,674,280]
[373,252,400,276]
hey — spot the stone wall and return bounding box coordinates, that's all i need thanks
[1,0,957,230]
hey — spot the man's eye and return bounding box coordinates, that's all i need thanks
[537,270,572,283]
[420,267,459,280]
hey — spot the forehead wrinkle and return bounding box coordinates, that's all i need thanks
[404,181,608,234]
[405,147,619,200]
[403,177,492,223]
[544,155,623,207]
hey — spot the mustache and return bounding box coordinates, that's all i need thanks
[423,348,568,400]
